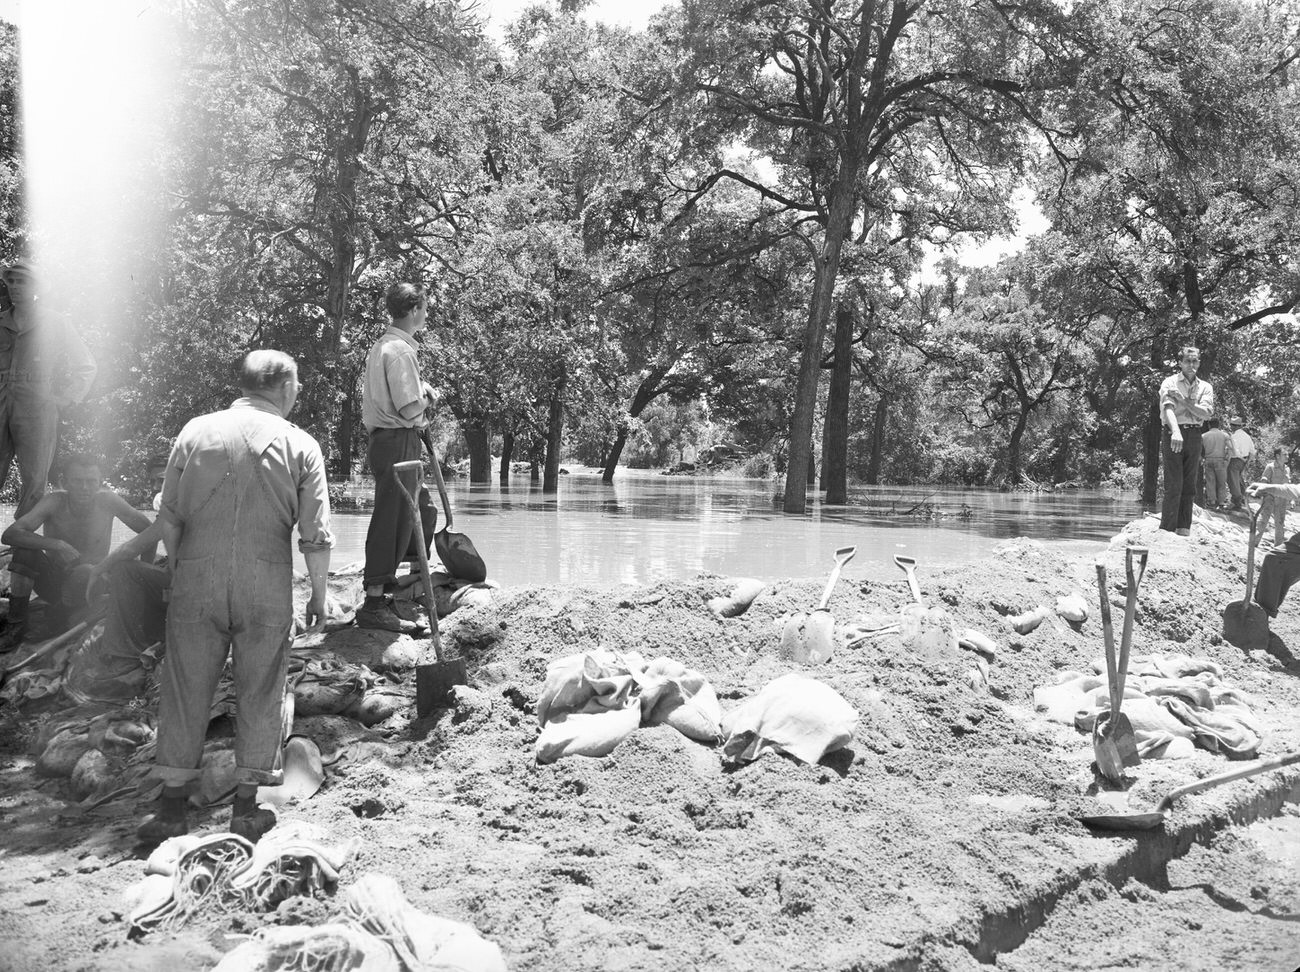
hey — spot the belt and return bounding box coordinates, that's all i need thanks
[1178,424,1202,430]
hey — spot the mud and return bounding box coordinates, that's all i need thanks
[1,509,1299,971]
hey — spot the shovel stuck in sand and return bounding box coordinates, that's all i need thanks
[393,460,467,716]
[779,546,856,664]
[1223,498,1269,651]
[893,554,924,605]
[1092,549,1145,782]
[1080,750,1300,831]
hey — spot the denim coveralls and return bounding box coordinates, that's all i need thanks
[154,399,332,788]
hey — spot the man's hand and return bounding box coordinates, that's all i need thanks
[47,539,82,567]
[1170,432,1184,454]
[1249,483,1276,499]
[304,591,327,632]
[84,563,109,603]
[421,381,438,408]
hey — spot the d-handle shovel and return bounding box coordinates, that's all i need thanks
[1081,750,1300,831]
[893,555,923,605]
[1223,496,1269,651]
[393,460,467,716]
[779,545,857,664]
[1092,549,1144,783]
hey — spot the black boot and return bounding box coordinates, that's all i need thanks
[137,788,190,844]
[230,793,276,843]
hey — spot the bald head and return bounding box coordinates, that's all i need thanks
[239,350,300,417]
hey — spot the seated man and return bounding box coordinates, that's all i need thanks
[0,453,154,650]
[1249,479,1300,618]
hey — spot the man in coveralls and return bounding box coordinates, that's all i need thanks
[138,351,333,844]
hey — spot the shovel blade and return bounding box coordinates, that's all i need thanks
[416,658,468,716]
[1079,810,1166,832]
[779,610,835,664]
[1111,712,1141,768]
[1092,712,1127,783]
[1222,600,1269,651]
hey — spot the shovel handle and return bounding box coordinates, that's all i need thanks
[1096,562,1120,716]
[1157,750,1300,812]
[894,556,923,605]
[1244,499,1260,602]
[1117,547,1148,699]
[392,460,443,662]
[418,428,455,532]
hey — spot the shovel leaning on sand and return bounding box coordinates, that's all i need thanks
[1222,497,1269,651]
[393,460,467,716]
[1091,548,1145,783]
[779,546,856,664]
[1080,750,1300,831]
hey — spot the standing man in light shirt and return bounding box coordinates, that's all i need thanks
[138,351,333,844]
[1228,417,1255,510]
[1159,346,1214,536]
[1199,418,1232,510]
[356,282,438,632]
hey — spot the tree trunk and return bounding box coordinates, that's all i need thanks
[543,376,565,493]
[1143,340,1163,506]
[866,393,888,485]
[1007,407,1029,485]
[335,385,356,479]
[783,176,857,513]
[500,431,514,483]
[602,426,630,482]
[807,449,817,485]
[821,303,853,503]
[464,423,491,483]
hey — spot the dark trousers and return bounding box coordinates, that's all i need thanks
[1255,533,1300,617]
[1160,426,1203,532]
[363,427,436,589]
[10,547,91,611]
[105,560,169,654]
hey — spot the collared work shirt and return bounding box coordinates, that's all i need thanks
[1201,429,1232,461]
[0,306,96,403]
[159,398,334,554]
[1159,373,1214,426]
[1231,430,1254,462]
[362,326,426,431]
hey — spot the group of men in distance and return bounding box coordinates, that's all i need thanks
[1158,344,1300,619]
[0,263,440,843]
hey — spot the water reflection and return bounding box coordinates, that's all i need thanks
[310,471,1138,588]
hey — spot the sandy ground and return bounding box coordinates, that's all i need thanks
[1,509,1299,971]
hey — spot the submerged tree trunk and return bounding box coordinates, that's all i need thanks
[1143,340,1163,506]
[821,303,853,503]
[464,423,491,483]
[335,384,356,479]
[602,426,630,482]
[543,375,566,493]
[866,393,888,485]
[500,431,514,483]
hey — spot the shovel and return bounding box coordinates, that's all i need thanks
[779,545,856,664]
[1080,750,1300,831]
[419,430,487,583]
[1091,551,1142,782]
[1223,497,1269,651]
[393,460,467,716]
[893,555,923,604]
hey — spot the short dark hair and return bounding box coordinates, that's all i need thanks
[61,452,102,479]
[1178,345,1200,361]
[386,282,427,320]
[1206,417,1219,429]
[238,350,298,394]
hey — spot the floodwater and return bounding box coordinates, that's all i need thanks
[7,472,1140,588]
[309,470,1138,588]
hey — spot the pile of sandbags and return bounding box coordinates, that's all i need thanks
[534,649,723,764]
[291,654,413,729]
[32,705,156,802]
[1033,653,1261,759]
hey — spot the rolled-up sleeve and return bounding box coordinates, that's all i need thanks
[295,439,334,554]
[157,435,190,527]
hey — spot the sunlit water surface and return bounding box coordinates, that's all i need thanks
[309,471,1137,587]
[11,472,1140,588]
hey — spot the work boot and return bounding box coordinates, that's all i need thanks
[354,596,418,634]
[137,790,190,845]
[230,795,276,843]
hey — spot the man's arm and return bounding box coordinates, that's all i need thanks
[387,349,431,423]
[1250,483,1300,503]
[1185,381,1214,422]
[2,495,81,565]
[84,518,165,601]
[296,439,335,629]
